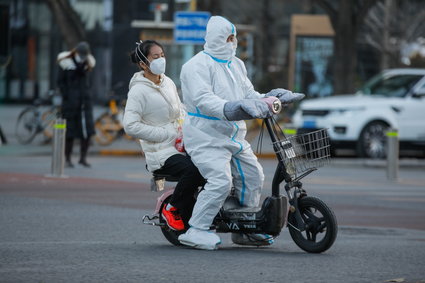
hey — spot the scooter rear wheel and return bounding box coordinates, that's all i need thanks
[159,197,187,246]
[288,196,337,253]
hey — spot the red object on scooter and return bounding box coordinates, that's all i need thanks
[175,127,185,152]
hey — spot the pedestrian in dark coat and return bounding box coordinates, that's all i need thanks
[57,41,96,168]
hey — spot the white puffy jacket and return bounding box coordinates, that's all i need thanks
[123,71,184,172]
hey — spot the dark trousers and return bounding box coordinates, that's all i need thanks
[154,154,205,225]
[65,137,90,162]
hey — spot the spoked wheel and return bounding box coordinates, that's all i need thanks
[15,106,40,144]
[159,196,186,246]
[357,121,389,159]
[94,113,121,146]
[288,196,337,253]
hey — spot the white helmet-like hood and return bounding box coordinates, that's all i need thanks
[204,16,236,61]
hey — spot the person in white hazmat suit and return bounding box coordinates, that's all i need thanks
[178,16,305,250]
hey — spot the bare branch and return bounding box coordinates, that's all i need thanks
[365,34,384,51]
[406,10,425,41]
[357,0,382,26]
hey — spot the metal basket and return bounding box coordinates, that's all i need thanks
[273,128,331,178]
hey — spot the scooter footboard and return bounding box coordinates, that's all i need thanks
[215,212,262,233]
[214,195,288,236]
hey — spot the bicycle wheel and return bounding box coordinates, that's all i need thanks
[94,113,121,145]
[42,107,59,141]
[288,196,337,253]
[15,106,41,144]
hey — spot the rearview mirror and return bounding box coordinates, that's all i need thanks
[413,88,425,98]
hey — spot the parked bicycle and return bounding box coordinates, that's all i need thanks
[94,83,135,146]
[15,90,62,144]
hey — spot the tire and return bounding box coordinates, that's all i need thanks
[357,121,389,159]
[94,113,121,146]
[41,108,59,142]
[159,196,187,246]
[288,196,337,253]
[15,106,40,144]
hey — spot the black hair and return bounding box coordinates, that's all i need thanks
[130,40,164,65]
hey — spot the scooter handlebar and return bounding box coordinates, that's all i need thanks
[261,97,282,114]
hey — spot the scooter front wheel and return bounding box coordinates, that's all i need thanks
[288,196,337,253]
[159,196,187,246]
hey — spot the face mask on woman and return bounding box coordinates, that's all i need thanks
[148,57,166,75]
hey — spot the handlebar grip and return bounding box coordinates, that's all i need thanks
[261,97,282,114]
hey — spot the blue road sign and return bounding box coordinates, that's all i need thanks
[174,11,211,44]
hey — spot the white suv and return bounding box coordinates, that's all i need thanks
[292,68,425,158]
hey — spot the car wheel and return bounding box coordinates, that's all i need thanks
[357,121,389,159]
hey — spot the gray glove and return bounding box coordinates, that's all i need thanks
[224,99,272,121]
[266,88,305,104]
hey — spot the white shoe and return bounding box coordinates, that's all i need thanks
[231,233,274,246]
[178,228,221,250]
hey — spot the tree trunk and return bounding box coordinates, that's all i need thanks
[260,0,274,76]
[380,0,392,69]
[44,0,86,49]
[333,0,357,94]
[313,0,380,94]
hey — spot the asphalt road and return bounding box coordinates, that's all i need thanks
[1,104,425,282]
[1,156,425,283]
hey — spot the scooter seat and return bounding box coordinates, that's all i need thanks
[152,173,179,182]
[150,173,179,192]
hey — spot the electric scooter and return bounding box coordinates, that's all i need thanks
[143,102,337,253]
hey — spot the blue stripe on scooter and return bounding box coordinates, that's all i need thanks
[234,157,246,206]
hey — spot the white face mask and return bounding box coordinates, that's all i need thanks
[148,57,166,75]
[232,38,238,50]
[226,38,238,57]
[135,45,166,75]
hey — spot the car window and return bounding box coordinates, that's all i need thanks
[359,74,423,97]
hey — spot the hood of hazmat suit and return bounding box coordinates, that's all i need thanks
[204,16,236,61]
[179,16,265,232]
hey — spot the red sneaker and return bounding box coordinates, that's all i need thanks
[161,206,185,231]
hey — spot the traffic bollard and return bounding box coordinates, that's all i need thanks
[49,118,67,178]
[386,128,399,181]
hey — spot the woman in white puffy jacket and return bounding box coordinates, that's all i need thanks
[123,40,204,231]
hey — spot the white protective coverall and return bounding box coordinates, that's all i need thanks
[180,16,266,231]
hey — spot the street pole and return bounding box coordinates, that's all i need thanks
[386,128,399,181]
[48,118,67,178]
